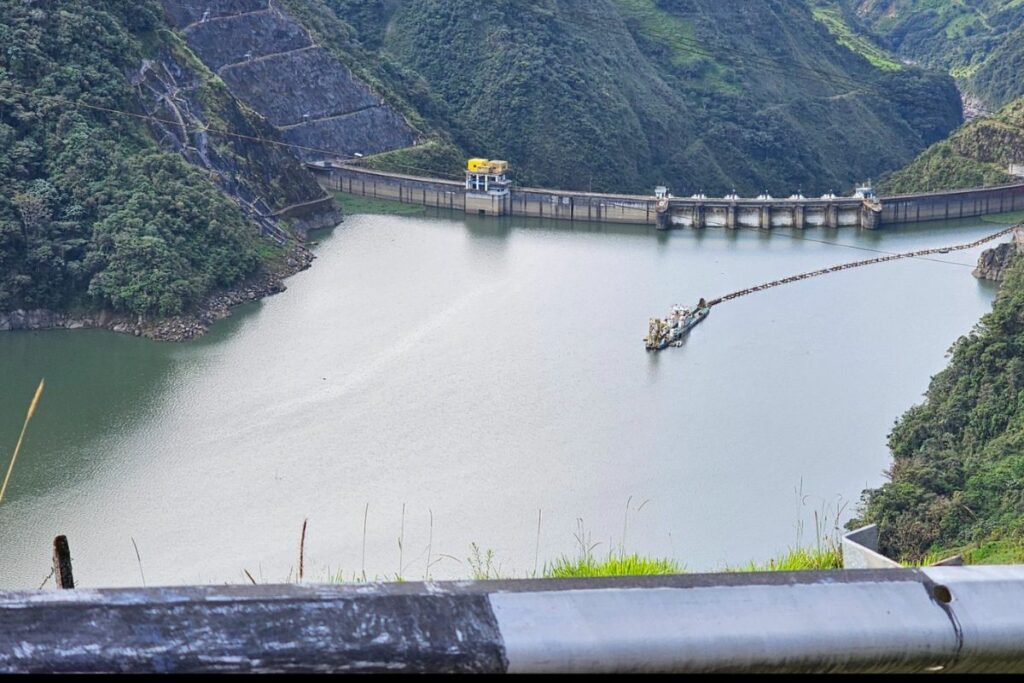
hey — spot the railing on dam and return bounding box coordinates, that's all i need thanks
[2,566,1023,673]
[307,161,1024,230]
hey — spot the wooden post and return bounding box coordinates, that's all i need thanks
[52,535,74,590]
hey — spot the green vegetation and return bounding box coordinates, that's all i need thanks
[853,243,1024,562]
[908,539,1024,567]
[880,97,1024,194]
[727,545,844,572]
[545,553,684,578]
[832,0,1024,108]
[314,0,961,196]
[957,539,1024,565]
[0,1,263,318]
[984,211,1024,226]
[609,0,702,68]
[334,192,428,217]
[810,5,903,71]
[356,140,466,181]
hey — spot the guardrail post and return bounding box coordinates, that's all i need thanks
[52,535,74,589]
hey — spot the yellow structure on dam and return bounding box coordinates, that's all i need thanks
[465,159,511,216]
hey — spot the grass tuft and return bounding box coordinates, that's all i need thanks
[727,545,843,573]
[544,552,684,578]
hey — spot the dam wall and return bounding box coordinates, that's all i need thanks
[310,163,1024,229]
[314,163,658,225]
[881,183,1024,225]
[321,164,468,211]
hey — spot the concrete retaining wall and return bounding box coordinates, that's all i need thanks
[315,164,657,225]
[319,165,466,211]
[510,188,655,224]
[881,183,1024,225]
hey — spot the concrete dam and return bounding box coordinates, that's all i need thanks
[309,162,1024,230]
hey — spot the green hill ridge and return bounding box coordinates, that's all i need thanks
[834,0,1024,110]
[318,0,962,196]
[880,97,1024,194]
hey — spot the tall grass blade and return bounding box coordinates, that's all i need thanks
[131,537,146,587]
[0,379,45,506]
[361,503,369,582]
[299,518,308,582]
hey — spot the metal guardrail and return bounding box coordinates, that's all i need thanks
[842,524,901,569]
[1,566,1023,673]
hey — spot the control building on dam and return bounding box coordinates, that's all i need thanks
[308,160,1024,230]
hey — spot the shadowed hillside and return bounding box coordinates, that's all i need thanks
[310,0,961,196]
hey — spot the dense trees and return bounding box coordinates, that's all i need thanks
[856,253,1024,560]
[881,97,1024,194]
[313,0,961,196]
[0,1,261,318]
[833,0,1024,109]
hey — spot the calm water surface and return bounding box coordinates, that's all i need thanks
[0,211,1008,587]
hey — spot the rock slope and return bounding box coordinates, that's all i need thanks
[974,227,1024,282]
[161,0,416,162]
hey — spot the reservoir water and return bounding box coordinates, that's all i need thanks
[0,209,1010,588]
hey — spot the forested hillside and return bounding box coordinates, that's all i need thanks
[0,1,262,317]
[0,0,976,325]
[881,97,1024,194]
[314,0,961,196]
[836,0,1024,110]
[856,248,1024,563]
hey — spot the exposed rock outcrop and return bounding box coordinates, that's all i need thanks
[974,226,1024,281]
[161,0,416,162]
[161,0,268,27]
[133,40,341,241]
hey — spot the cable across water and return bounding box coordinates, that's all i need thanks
[705,225,1019,307]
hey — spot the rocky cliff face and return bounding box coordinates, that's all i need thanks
[974,227,1024,281]
[133,37,340,236]
[161,0,416,162]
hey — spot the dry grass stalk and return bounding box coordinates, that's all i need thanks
[0,379,45,506]
[299,518,308,582]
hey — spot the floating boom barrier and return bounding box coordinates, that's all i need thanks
[705,225,1019,307]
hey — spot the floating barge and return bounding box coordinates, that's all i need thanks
[644,299,710,351]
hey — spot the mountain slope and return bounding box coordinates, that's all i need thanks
[837,0,1024,110]
[318,0,961,196]
[880,97,1024,194]
[0,1,257,317]
[0,1,332,326]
